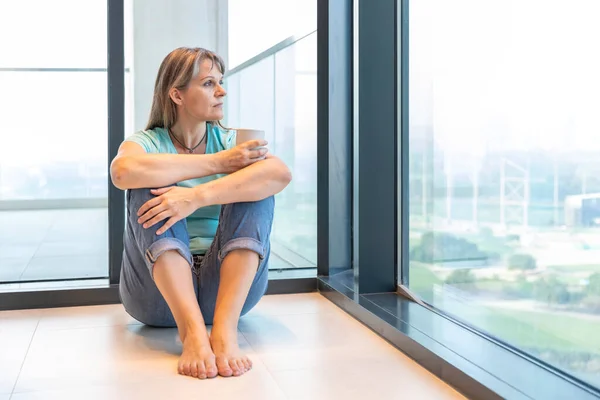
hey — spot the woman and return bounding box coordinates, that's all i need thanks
[110,47,292,380]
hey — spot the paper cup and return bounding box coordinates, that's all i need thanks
[235,129,267,150]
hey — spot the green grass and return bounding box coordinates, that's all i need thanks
[416,283,600,354]
[408,228,600,358]
[475,307,600,354]
[474,280,506,292]
[457,307,582,352]
[409,263,443,303]
[548,264,600,274]
[410,265,600,355]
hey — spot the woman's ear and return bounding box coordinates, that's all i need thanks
[169,88,184,106]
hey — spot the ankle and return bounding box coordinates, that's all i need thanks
[212,317,238,333]
[181,321,209,341]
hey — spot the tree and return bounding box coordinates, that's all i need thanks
[582,296,600,313]
[410,232,488,264]
[534,277,571,305]
[445,269,476,285]
[587,273,600,296]
[504,275,534,298]
[508,254,537,271]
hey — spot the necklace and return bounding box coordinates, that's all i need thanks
[168,127,207,154]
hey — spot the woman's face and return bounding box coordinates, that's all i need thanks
[175,59,226,122]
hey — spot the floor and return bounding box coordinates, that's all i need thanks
[0,209,108,282]
[0,293,465,400]
[0,208,310,284]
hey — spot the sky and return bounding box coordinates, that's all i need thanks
[410,0,600,156]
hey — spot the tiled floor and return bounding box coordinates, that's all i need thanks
[0,293,465,400]
[0,209,108,282]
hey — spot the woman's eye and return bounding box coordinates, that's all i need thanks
[204,81,214,87]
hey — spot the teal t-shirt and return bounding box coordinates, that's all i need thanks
[124,123,236,255]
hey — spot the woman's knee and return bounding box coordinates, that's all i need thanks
[124,187,192,275]
[220,196,275,226]
[127,188,156,213]
[217,197,275,257]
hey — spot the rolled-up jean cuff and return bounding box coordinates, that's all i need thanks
[145,237,193,279]
[218,237,266,262]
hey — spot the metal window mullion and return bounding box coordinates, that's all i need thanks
[317,0,353,278]
[107,0,125,285]
[399,0,410,286]
[356,0,398,293]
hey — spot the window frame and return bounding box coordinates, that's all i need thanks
[318,0,600,399]
[0,0,315,310]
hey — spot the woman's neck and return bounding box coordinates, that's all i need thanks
[169,120,208,148]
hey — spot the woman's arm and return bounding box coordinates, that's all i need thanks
[110,142,218,190]
[110,140,268,190]
[194,154,292,207]
[136,154,292,234]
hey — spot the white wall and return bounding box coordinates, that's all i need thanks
[131,0,219,132]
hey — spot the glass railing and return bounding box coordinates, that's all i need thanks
[224,31,317,270]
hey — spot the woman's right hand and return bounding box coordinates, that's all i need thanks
[216,140,269,173]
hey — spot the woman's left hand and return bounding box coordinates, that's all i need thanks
[137,186,199,235]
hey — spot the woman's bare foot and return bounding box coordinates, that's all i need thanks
[210,325,253,377]
[178,329,219,380]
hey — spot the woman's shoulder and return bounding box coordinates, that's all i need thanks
[125,127,170,153]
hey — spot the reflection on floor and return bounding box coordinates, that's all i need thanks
[0,293,464,400]
[0,209,108,282]
[0,209,309,284]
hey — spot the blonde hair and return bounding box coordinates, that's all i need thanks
[145,47,227,131]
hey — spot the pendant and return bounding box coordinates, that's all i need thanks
[188,149,194,154]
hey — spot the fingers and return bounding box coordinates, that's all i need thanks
[137,188,172,217]
[137,196,162,218]
[138,203,165,225]
[240,139,268,149]
[248,147,269,159]
[143,210,171,229]
[156,216,180,235]
[150,187,173,195]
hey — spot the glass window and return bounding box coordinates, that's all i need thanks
[407,0,600,388]
[227,0,316,68]
[0,0,107,68]
[225,32,317,269]
[0,1,108,284]
[0,71,108,200]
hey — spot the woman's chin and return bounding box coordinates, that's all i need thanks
[211,111,224,121]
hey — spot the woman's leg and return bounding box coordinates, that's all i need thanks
[119,188,217,379]
[152,252,217,379]
[197,196,274,377]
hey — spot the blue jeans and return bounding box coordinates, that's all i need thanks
[119,188,274,327]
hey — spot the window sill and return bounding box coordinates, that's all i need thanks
[318,274,600,400]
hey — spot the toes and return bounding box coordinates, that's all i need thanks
[182,361,192,376]
[190,361,199,378]
[197,362,207,379]
[216,356,233,377]
[230,359,243,376]
[242,358,252,371]
[204,360,218,378]
[236,359,246,374]
[228,359,239,376]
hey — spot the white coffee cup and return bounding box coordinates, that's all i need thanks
[235,128,267,150]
